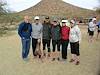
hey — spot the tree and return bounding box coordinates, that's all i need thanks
[0,0,7,15]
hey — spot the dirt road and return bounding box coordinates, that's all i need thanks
[0,26,100,75]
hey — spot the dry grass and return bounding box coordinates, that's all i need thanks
[0,25,100,75]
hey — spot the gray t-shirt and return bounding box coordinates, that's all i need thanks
[31,23,43,39]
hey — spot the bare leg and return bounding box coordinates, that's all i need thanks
[57,51,60,61]
[89,36,93,43]
[43,50,46,57]
[72,54,76,60]
[52,52,56,61]
[74,55,80,65]
[97,32,100,40]
[70,54,76,62]
[47,52,51,58]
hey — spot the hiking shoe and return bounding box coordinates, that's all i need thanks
[57,58,60,61]
[75,61,80,65]
[47,54,50,57]
[44,53,46,57]
[60,59,67,62]
[23,58,29,61]
[39,55,41,58]
[69,59,75,63]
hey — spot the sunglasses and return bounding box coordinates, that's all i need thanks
[62,22,66,23]
[35,19,39,20]
[46,18,49,19]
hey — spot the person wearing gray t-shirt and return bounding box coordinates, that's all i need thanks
[31,16,43,58]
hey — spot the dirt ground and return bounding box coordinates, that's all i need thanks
[0,25,100,75]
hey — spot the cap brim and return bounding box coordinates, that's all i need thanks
[62,22,66,23]
[45,18,49,19]
[35,19,39,20]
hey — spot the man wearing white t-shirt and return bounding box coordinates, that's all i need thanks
[88,18,96,42]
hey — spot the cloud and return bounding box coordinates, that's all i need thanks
[63,0,99,10]
[6,0,41,11]
[6,0,99,12]
[11,0,24,3]
[7,0,26,5]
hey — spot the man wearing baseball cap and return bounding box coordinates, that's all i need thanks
[42,16,52,58]
[31,16,43,59]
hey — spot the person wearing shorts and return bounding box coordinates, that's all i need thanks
[69,20,81,65]
[88,18,96,42]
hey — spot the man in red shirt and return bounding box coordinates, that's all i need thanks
[61,20,70,61]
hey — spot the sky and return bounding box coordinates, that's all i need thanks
[4,0,100,12]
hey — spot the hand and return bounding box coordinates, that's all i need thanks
[38,39,41,43]
[76,41,79,44]
[22,37,25,39]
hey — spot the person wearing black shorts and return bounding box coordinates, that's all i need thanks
[70,42,80,56]
[88,18,96,42]
[88,30,94,36]
[69,20,81,65]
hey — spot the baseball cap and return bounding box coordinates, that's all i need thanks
[34,16,40,20]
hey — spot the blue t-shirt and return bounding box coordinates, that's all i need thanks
[97,21,100,30]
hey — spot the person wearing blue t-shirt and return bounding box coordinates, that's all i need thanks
[97,21,100,40]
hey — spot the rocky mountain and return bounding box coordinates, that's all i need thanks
[19,0,96,18]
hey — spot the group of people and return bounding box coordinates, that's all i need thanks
[18,15,81,65]
[88,17,100,42]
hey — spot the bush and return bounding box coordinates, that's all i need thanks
[0,29,7,37]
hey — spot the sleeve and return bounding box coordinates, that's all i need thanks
[59,25,62,39]
[30,24,32,32]
[49,25,52,39]
[40,25,43,39]
[18,23,23,38]
[68,27,70,35]
[76,27,81,43]
[97,22,100,27]
[30,24,32,38]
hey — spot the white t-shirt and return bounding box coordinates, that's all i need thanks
[88,22,96,31]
